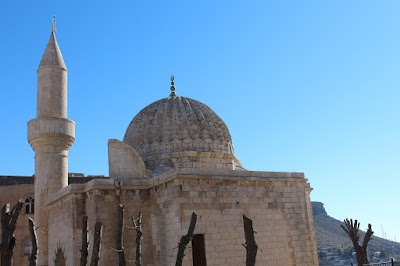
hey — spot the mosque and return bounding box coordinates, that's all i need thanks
[0,22,319,265]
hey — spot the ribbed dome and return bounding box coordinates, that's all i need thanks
[123,96,242,171]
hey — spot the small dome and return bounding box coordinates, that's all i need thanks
[123,96,242,171]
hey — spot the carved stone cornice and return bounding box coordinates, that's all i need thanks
[29,133,75,150]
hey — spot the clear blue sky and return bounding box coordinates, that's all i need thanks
[1,1,399,243]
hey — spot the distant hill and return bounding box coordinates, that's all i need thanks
[312,201,400,262]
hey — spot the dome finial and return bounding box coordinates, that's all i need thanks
[51,15,56,34]
[170,75,176,96]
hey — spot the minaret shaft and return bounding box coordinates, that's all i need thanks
[28,29,75,266]
[37,67,67,118]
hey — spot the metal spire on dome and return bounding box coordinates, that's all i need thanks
[51,15,56,34]
[170,75,176,96]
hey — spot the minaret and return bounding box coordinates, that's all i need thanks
[28,18,75,266]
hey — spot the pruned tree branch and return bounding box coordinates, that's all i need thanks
[28,218,38,266]
[243,215,258,266]
[340,218,374,266]
[362,223,374,259]
[132,212,143,266]
[1,200,24,266]
[80,216,89,266]
[117,203,126,266]
[90,222,103,266]
[175,212,197,266]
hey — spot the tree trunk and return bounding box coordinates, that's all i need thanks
[1,201,24,266]
[28,218,38,266]
[340,218,374,266]
[243,215,258,266]
[80,216,89,266]
[90,222,103,266]
[117,203,126,266]
[175,212,197,266]
[132,212,143,266]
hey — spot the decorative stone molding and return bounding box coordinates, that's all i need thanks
[28,134,75,150]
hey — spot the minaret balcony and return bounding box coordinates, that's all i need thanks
[28,117,75,151]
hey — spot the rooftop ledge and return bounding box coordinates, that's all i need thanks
[47,168,308,205]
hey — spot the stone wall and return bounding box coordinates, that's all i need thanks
[83,188,155,265]
[48,193,76,265]
[0,175,106,266]
[48,186,156,265]
[150,174,318,266]
[44,170,318,266]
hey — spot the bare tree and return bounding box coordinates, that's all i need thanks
[132,212,143,266]
[175,212,197,266]
[243,215,258,266]
[340,218,373,266]
[90,222,103,266]
[117,203,126,266]
[28,218,38,266]
[80,216,89,266]
[0,200,24,266]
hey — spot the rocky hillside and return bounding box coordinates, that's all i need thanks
[312,202,400,262]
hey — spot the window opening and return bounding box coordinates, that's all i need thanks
[25,197,34,214]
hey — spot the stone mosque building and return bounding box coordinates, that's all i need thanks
[0,23,319,265]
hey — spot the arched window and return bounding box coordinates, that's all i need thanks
[24,241,32,256]
[25,197,34,214]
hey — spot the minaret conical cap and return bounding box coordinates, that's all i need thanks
[38,32,67,71]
